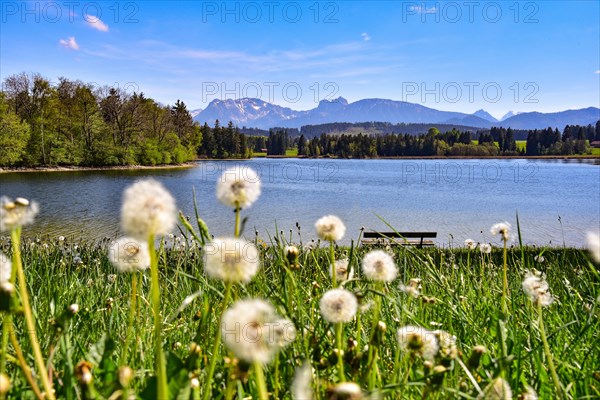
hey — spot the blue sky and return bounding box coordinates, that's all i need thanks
[1,1,599,118]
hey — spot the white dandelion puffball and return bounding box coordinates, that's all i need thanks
[120,179,176,239]
[319,288,358,323]
[315,215,346,242]
[221,299,295,364]
[291,362,313,400]
[490,222,511,241]
[204,238,260,283]
[522,273,553,307]
[433,330,458,359]
[399,278,422,298]
[330,258,352,282]
[478,378,512,400]
[464,239,477,250]
[480,243,492,254]
[361,250,398,282]
[328,382,363,399]
[216,166,261,209]
[397,325,439,361]
[0,196,39,232]
[521,386,538,400]
[0,252,11,283]
[586,232,600,263]
[108,237,150,273]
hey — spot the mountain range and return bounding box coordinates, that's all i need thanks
[192,97,599,131]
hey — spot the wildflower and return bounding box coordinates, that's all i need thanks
[478,378,512,400]
[292,362,313,400]
[107,274,117,283]
[319,288,358,323]
[534,255,545,263]
[399,278,421,298]
[326,382,363,400]
[480,243,492,254]
[315,215,346,242]
[397,325,439,361]
[361,250,397,282]
[68,304,79,315]
[330,258,352,282]
[0,251,11,283]
[465,239,477,249]
[108,237,150,273]
[490,222,511,241]
[216,166,261,209]
[0,196,39,232]
[58,236,65,242]
[221,299,295,364]
[120,179,177,240]
[586,232,600,263]
[203,238,260,284]
[522,273,553,307]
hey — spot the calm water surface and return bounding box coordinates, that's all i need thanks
[0,159,598,247]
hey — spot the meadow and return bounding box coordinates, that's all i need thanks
[0,169,599,400]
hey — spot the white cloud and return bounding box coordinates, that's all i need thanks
[59,37,79,50]
[361,33,371,42]
[409,5,437,14]
[595,70,600,74]
[84,14,109,32]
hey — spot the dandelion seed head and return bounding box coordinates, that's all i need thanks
[204,238,260,283]
[0,196,39,232]
[522,273,553,307]
[120,179,176,239]
[478,378,512,400]
[490,222,511,241]
[108,237,150,273]
[0,373,11,396]
[534,255,545,263]
[319,288,358,323]
[292,361,313,400]
[397,325,439,361]
[315,215,346,242]
[464,239,477,250]
[521,386,538,400]
[221,299,294,364]
[0,252,11,283]
[399,278,421,298]
[480,243,492,254]
[433,330,458,359]
[216,166,261,209]
[331,258,353,282]
[586,232,600,263]
[361,250,397,282]
[327,382,363,400]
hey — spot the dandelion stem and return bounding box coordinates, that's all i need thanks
[234,206,241,238]
[538,302,563,399]
[9,327,43,400]
[12,228,55,400]
[148,234,168,400]
[335,322,345,382]
[0,314,11,379]
[501,238,509,316]
[253,361,269,400]
[202,282,232,400]
[121,272,138,364]
[330,241,337,288]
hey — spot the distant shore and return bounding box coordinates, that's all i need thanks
[1,154,598,174]
[0,163,197,174]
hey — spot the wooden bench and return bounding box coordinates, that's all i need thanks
[360,231,437,248]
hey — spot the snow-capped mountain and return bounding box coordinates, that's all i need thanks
[189,108,203,119]
[193,98,599,130]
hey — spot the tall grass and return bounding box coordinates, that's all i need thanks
[0,232,598,399]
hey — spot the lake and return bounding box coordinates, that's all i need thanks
[0,158,598,247]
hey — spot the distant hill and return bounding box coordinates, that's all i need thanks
[193,97,599,131]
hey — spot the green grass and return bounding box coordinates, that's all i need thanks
[1,233,598,399]
[516,140,527,151]
[591,147,600,156]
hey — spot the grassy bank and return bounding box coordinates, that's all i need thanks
[0,235,598,399]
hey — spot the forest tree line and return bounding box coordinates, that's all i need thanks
[1,73,598,166]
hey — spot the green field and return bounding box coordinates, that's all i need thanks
[0,232,598,399]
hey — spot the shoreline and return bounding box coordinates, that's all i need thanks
[0,163,197,174]
[1,154,598,173]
